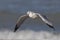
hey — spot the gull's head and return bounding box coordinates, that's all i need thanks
[27,11,37,19]
[27,11,33,15]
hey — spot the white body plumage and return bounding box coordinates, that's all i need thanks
[27,11,37,19]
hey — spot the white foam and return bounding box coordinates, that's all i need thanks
[0,30,60,40]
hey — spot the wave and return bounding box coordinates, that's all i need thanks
[0,30,60,40]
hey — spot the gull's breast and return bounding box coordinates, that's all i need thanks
[29,13,37,19]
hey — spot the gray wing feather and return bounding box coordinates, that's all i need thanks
[37,13,55,30]
[14,14,29,32]
[42,14,48,19]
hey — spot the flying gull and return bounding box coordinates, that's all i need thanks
[14,11,55,32]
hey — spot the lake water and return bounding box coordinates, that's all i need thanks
[0,0,60,13]
[0,0,60,40]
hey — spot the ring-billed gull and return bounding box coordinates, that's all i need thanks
[14,11,55,32]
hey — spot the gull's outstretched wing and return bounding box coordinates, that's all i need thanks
[37,13,55,30]
[14,14,29,32]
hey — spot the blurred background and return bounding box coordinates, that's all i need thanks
[0,0,60,40]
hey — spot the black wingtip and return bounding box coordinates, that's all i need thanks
[46,24,55,31]
[14,25,19,32]
[14,30,16,32]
